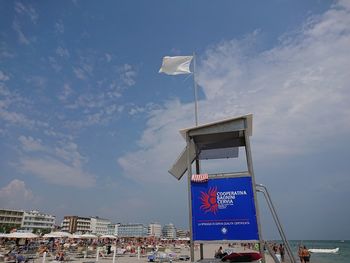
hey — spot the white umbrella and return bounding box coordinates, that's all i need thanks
[79,233,97,239]
[6,232,38,239]
[72,234,82,239]
[99,234,117,239]
[43,231,72,238]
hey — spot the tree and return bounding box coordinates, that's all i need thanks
[0,223,21,233]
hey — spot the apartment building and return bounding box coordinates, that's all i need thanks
[90,217,111,235]
[148,223,162,237]
[162,223,176,239]
[22,210,55,232]
[61,216,91,233]
[117,223,148,237]
[0,209,24,232]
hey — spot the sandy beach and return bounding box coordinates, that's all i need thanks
[26,243,276,263]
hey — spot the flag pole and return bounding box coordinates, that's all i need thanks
[193,52,198,126]
[192,52,203,261]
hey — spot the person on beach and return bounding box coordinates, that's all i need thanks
[215,246,227,259]
[302,246,311,262]
[279,244,285,262]
[55,251,65,262]
[298,246,304,263]
[16,252,26,263]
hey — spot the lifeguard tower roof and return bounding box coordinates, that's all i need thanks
[169,114,253,180]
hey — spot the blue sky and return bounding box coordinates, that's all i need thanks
[1,0,350,240]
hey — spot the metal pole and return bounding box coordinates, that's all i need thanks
[257,185,297,263]
[195,159,204,260]
[193,52,198,126]
[42,252,46,263]
[186,135,195,262]
[193,51,203,260]
[244,131,266,263]
[112,246,117,263]
[96,247,100,262]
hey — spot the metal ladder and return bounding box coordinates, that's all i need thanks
[256,184,297,263]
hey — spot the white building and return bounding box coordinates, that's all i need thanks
[162,223,176,239]
[22,210,55,233]
[114,223,120,236]
[148,223,162,237]
[107,223,116,235]
[118,223,148,237]
[90,217,111,235]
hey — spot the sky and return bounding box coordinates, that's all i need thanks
[0,0,350,240]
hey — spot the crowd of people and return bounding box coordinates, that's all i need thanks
[0,236,190,262]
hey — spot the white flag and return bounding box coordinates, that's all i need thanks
[159,56,193,75]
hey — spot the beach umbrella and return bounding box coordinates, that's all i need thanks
[43,231,73,238]
[79,233,98,239]
[43,233,58,238]
[6,232,38,239]
[72,234,82,239]
[99,234,117,239]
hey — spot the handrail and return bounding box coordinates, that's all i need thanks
[256,184,297,263]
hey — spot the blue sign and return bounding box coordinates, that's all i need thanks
[191,176,259,241]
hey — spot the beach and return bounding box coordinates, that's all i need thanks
[1,240,278,263]
[15,243,277,263]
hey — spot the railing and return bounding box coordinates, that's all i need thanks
[256,184,297,263]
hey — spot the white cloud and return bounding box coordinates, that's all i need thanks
[73,67,87,80]
[0,50,15,59]
[11,3,38,45]
[118,100,193,183]
[128,106,145,116]
[119,64,136,87]
[17,136,96,188]
[14,2,38,24]
[0,108,35,128]
[0,179,34,209]
[56,46,70,58]
[105,53,112,62]
[18,135,45,152]
[48,56,62,72]
[0,83,49,130]
[118,2,350,182]
[55,20,64,34]
[0,71,10,81]
[12,19,30,45]
[26,76,47,89]
[19,157,95,188]
[58,83,73,102]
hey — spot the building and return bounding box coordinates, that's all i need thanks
[114,223,120,236]
[117,223,148,237]
[0,209,24,233]
[90,217,111,235]
[162,223,176,239]
[176,228,189,239]
[22,210,55,233]
[61,216,91,233]
[148,223,162,237]
[107,223,116,235]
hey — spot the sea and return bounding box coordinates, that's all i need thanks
[286,240,349,263]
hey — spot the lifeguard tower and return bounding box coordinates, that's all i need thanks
[169,114,296,263]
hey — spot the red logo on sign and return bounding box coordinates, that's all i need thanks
[200,187,218,214]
